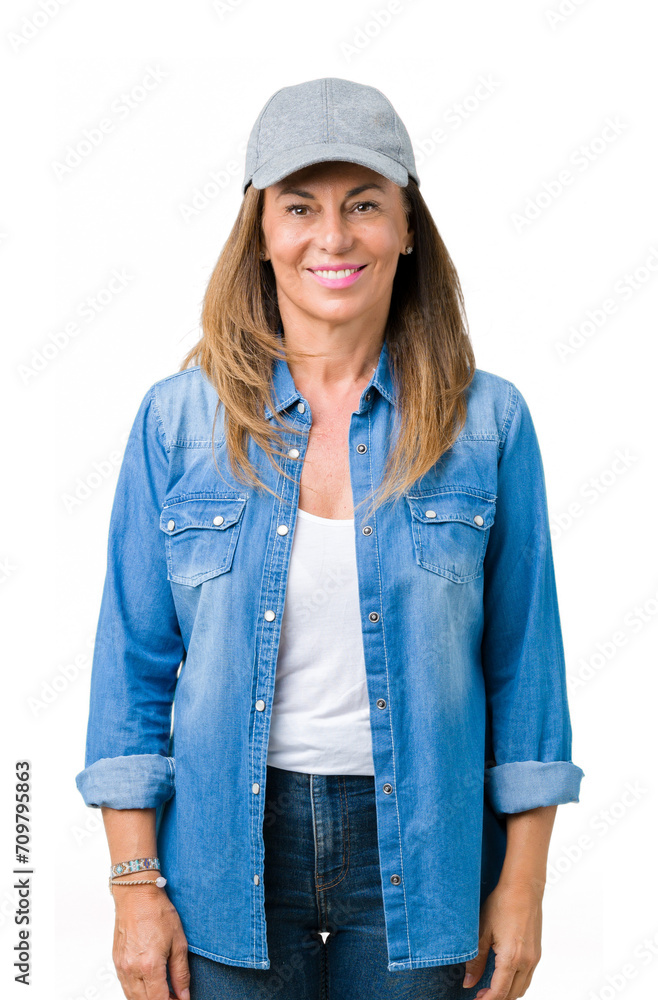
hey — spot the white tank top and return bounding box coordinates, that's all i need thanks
[266,507,375,775]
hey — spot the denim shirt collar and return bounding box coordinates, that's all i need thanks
[264,319,396,419]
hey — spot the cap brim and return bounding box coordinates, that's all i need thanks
[247,143,409,192]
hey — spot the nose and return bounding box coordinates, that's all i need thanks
[314,204,354,255]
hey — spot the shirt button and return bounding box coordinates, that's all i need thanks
[297,402,305,413]
[390,874,402,885]
[365,393,371,401]
[255,700,265,711]
[277,525,289,535]
[213,515,224,526]
[356,443,367,454]
[254,874,260,885]
[252,783,260,794]
[383,783,393,794]
[474,514,484,526]
[288,448,300,459]
[369,611,380,623]
[167,519,175,531]
[425,510,437,518]
[377,698,387,709]
[264,610,276,621]
[362,525,373,535]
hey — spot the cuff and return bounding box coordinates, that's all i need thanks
[484,760,585,816]
[75,753,176,809]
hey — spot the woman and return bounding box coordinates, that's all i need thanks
[75,77,584,1000]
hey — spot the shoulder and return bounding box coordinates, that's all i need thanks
[145,366,221,448]
[464,367,525,451]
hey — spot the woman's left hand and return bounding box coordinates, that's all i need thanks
[462,876,544,999]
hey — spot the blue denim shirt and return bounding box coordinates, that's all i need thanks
[75,331,584,973]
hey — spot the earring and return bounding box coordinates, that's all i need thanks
[259,251,266,260]
[404,245,414,254]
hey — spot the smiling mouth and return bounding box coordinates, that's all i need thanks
[307,265,367,279]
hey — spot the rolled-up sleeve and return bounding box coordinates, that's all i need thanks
[75,384,185,809]
[481,383,585,816]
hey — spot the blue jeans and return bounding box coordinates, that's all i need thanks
[178,764,496,999]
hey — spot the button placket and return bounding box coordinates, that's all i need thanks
[251,412,309,901]
[348,401,409,924]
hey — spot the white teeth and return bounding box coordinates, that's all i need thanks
[313,267,361,279]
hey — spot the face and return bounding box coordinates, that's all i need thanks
[260,160,413,327]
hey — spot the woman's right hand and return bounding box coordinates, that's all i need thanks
[111,885,191,1000]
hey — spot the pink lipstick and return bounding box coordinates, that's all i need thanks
[307,264,367,289]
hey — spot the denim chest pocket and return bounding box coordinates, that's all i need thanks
[159,495,247,586]
[405,489,496,583]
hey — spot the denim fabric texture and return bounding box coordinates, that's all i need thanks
[166,764,497,998]
[75,323,585,972]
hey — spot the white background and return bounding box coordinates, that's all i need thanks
[2,1,656,997]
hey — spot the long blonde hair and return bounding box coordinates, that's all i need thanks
[180,178,476,522]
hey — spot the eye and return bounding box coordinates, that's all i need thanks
[283,200,380,217]
[284,204,311,216]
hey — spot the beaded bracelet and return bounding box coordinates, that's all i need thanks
[110,857,161,878]
[108,875,167,896]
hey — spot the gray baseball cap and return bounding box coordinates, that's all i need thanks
[242,77,420,194]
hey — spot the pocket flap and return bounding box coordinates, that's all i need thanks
[405,490,496,530]
[160,496,247,536]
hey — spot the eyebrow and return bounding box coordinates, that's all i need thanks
[275,182,386,200]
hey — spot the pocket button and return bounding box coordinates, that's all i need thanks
[473,515,484,526]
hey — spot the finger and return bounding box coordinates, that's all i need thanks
[167,935,191,1000]
[474,955,516,1000]
[519,965,537,996]
[463,936,493,988]
[114,956,150,1000]
[140,957,172,1000]
[507,965,533,998]
[116,970,149,1000]
[463,955,489,990]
